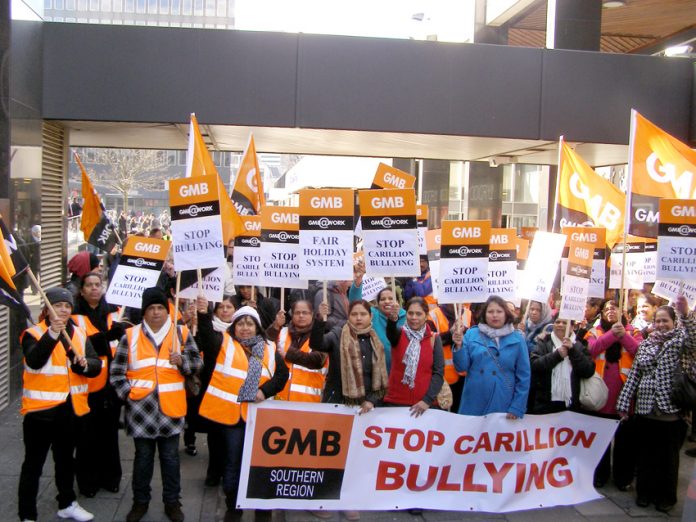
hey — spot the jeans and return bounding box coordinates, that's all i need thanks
[18,404,78,520]
[222,424,246,502]
[132,435,181,504]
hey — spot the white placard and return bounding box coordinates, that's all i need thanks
[170,214,225,271]
[652,279,696,309]
[106,264,163,309]
[232,245,261,286]
[417,226,427,255]
[560,258,606,299]
[299,229,354,281]
[559,274,590,322]
[361,276,387,302]
[518,232,567,303]
[260,240,308,290]
[178,266,226,302]
[609,244,644,289]
[487,258,517,302]
[438,256,489,304]
[656,236,696,281]
[643,243,657,283]
[362,229,420,277]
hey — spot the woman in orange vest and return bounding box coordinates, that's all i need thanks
[585,299,643,491]
[198,306,288,522]
[427,304,468,412]
[269,300,328,404]
[192,294,236,488]
[72,272,129,497]
[18,287,101,522]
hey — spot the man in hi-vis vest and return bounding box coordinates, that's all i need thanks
[110,287,202,522]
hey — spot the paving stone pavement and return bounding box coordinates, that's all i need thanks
[1,401,693,521]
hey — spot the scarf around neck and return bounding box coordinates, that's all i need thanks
[401,324,426,389]
[478,323,515,341]
[339,322,387,404]
[212,315,233,333]
[237,334,266,402]
[144,318,172,347]
[636,328,679,372]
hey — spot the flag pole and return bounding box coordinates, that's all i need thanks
[280,287,285,312]
[618,110,637,316]
[551,136,564,233]
[26,268,81,355]
[322,280,328,321]
[172,271,182,354]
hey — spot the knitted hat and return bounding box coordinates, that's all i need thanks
[67,251,100,278]
[46,287,73,308]
[141,287,169,313]
[231,306,262,330]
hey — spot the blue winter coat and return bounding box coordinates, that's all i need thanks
[453,326,531,418]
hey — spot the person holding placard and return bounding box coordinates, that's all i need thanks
[371,287,406,373]
[192,294,236,488]
[630,293,658,338]
[520,300,553,351]
[72,273,129,498]
[403,256,433,303]
[269,299,328,404]
[18,287,102,522]
[530,317,595,414]
[617,296,696,513]
[312,276,364,331]
[383,297,445,415]
[452,295,530,419]
[232,286,280,330]
[197,306,288,522]
[110,287,202,522]
[585,299,643,490]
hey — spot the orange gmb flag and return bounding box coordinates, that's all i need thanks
[76,152,118,252]
[186,114,243,243]
[629,110,696,238]
[554,138,625,247]
[231,133,266,216]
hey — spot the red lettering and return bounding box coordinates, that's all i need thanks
[572,430,596,449]
[493,432,514,452]
[556,427,573,446]
[426,430,445,452]
[362,426,382,448]
[403,430,425,452]
[515,463,526,493]
[436,465,460,491]
[547,457,573,487]
[454,435,474,455]
[534,428,548,450]
[525,462,548,492]
[484,462,514,493]
[473,432,491,453]
[383,427,406,449]
[462,464,487,492]
[406,465,437,491]
[375,461,405,490]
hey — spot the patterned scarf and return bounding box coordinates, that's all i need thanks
[401,324,426,389]
[635,328,679,372]
[237,334,266,402]
[339,322,388,404]
[288,322,313,350]
[478,323,515,346]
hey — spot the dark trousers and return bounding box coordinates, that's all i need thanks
[594,415,636,487]
[207,425,225,480]
[76,391,122,493]
[222,424,246,500]
[450,377,464,414]
[18,405,78,520]
[132,435,181,505]
[635,415,687,506]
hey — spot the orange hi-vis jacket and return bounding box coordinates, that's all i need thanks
[275,327,327,402]
[125,323,189,418]
[199,333,276,425]
[72,309,121,393]
[20,321,90,416]
[587,326,635,383]
[429,307,460,384]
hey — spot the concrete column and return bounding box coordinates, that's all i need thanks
[546,0,602,51]
[0,0,10,201]
[474,0,508,45]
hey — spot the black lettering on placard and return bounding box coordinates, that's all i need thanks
[261,427,341,457]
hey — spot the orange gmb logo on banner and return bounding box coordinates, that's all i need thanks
[239,216,261,237]
[371,163,416,190]
[358,188,417,217]
[490,228,516,249]
[567,241,594,271]
[169,176,219,207]
[426,229,441,251]
[659,199,696,225]
[520,227,538,242]
[122,236,171,261]
[299,189,354,218]
[441,220,491,247]
[561,227,606,250]
[417,204,428,223]
[261,206,300,232]
[631,112,696,200]
[250,408,354,470]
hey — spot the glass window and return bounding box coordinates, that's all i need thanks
[170,0,179,13]
[181,0,190,15]
[205,0,214,16]
[193,0,202,16]
[44,0,51,10]
[101,0,110,10]
[159,0,168,12]
[216,0,224,16]
[124,0,133,11]
[54,0,63,9]
[89,0,98,10]
[77,0,87,9]
[148,0,156,12]
[136,0,145,13]
[112,0,121,11]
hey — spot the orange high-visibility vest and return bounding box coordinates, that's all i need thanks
[72,309,121,393]
[125,323,188,418]
[20,322,90,416]
[587,327,635,383]
[276,327,326,402]
[199,333,276,425]
[429,308,460,384]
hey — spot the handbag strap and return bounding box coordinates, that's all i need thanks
[482,337,514,392]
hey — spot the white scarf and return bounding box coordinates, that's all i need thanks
[212,315,233,333]
[550,332,573,406]
[144,318,172,347]
[401,324,426,389]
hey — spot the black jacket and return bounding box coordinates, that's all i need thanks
[530,336,595,414]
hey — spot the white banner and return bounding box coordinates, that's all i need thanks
[178,265,226,302]
[518,232,567,303]
[609,243,644,289]
[238,402,617,513]
[652,279,696,309]
[362,229,420,277]
[260,240,308,290]
[559,274,590,322]
[106,264,162,309]
[233,245,261,286]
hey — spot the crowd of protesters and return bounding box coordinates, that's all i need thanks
[15,243,696,522]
